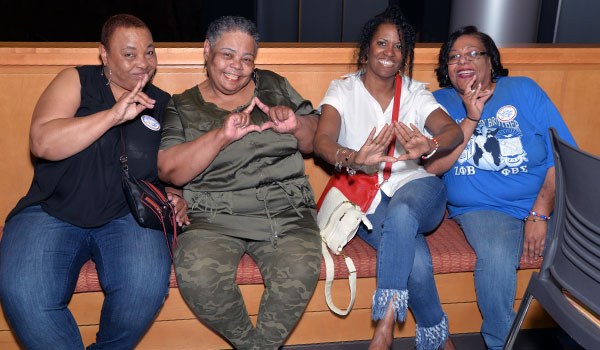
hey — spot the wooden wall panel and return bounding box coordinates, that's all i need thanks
[1,44,600,222]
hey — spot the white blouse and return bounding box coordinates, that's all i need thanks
[318,71,443,214]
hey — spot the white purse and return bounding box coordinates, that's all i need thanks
[317,186,372,315]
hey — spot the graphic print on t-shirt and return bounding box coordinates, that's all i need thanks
[456,105,528,175]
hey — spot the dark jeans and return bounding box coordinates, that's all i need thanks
[0,205,172,350]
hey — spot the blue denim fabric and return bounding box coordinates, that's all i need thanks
[358,176,449,350]
[453,210,551,350]
[0,205,172,350]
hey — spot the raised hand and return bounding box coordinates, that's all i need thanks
[221,98,262,144]
[393,122,432,161]
[253,97,299,134]
[462,75,493,122]
[110,73,156,125]
[352,124,398,167]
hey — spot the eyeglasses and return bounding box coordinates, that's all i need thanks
[448,51,487,65]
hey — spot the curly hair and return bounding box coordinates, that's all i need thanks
[101,14,149,50]
[435,26,509,88]
[206,16,260,51]
[357,6,416,79]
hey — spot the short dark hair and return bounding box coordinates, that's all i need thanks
[206,16,260,50]
[101,14,150,50]
[357,6,416,79]
[435,26,509,88]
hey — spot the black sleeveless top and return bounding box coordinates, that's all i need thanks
[6,65,170,227]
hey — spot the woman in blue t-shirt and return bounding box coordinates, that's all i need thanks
[427,26,576,350]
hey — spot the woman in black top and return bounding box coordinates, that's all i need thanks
[0,14,187,350]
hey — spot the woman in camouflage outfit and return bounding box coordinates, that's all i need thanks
[157,16,321,350]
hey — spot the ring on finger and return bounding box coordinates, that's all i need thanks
[470,89,476,95]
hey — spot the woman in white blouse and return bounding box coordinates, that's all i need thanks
[314,7,462,350]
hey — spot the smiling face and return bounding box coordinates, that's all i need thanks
[204,30,256,96]
[99,26,157,95]
[365,23,403,80]
[447,34,493,96]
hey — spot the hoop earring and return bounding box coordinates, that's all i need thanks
[102,65,112,86]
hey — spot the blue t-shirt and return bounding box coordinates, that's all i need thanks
[433,76,576,219]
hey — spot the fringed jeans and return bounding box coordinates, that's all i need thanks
[357,176,450,350]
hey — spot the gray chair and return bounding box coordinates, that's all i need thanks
[503,128,600,349]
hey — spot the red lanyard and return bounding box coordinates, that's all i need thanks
[382,74,402,181]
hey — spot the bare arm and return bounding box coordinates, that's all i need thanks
[292,115,319,153]
[313,104,396,169]
[523,167,555,263]
[392,107,463,162]
[423,116,479,175]
[158,129,231,186]
[313,104,342,165]
[424,77,493,175]
[423,108,463,153]
[30,68,155,161]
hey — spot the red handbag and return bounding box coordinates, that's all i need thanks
[317,74,402,213]
[317,170,379,212]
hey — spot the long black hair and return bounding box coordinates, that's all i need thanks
[435,26,508,88]
[357,6,416,79]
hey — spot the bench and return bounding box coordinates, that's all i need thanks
[0,221,547,349]
[2,43,600,349]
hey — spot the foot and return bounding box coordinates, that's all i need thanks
[368,301,395,350]
[369,325,393,350]
[442,336,456,350]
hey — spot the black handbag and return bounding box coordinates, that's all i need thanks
[119,127,176,257]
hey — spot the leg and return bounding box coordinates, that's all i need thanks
[358,177,447,349]
[453,210,524,350]
[87,213,172,350]
[174,228,256,349]
[248,225,321,350]
[0,205,90,350]
[408,235,451,350]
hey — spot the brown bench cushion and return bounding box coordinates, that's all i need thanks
[0,216,541,294]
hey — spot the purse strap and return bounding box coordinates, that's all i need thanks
[382,74,402,181]
[322,242,357,316]
[118,127,130,177]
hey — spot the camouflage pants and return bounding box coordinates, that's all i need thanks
[174,227,321,350]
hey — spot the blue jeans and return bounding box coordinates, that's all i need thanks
[358,176,449,350]
[453,210,551,350]
[0,205,172,350]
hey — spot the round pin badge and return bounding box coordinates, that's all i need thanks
[496,105,517,122]
[141,115,161,131]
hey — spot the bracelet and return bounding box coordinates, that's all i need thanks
[465,115,480,123]
[524,217,548,223]
[344,150,354,165]
[334,147,344,172]
[421,137,439,160]
[528,211,551,221]
[345,151,356,176]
